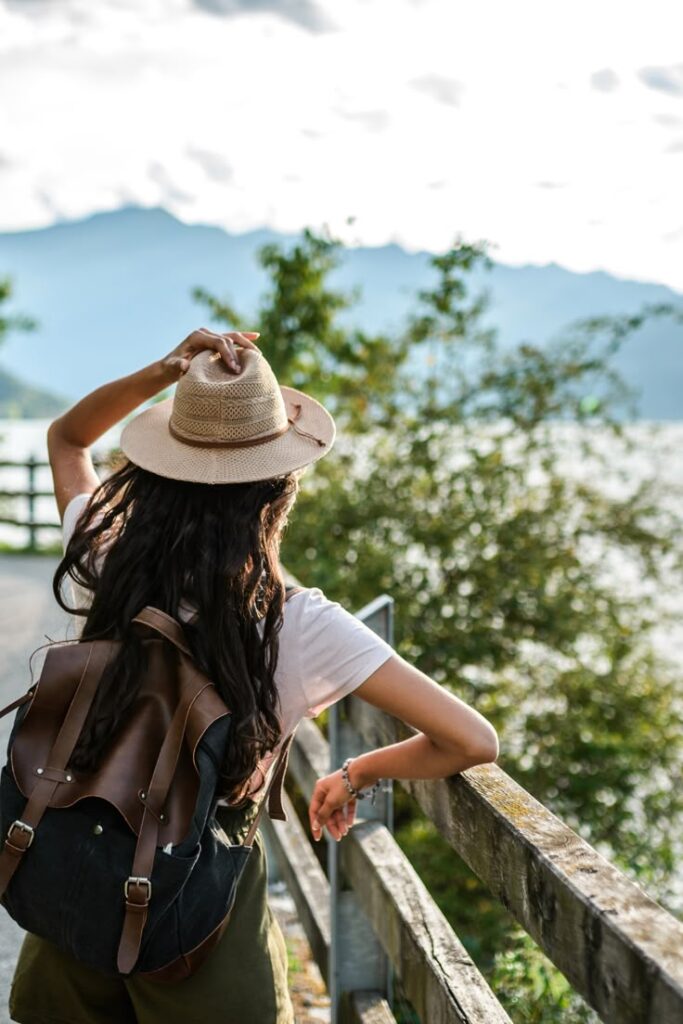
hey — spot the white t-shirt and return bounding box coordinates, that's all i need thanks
[61,493,394,801]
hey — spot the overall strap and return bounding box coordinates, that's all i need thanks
[0,640,113,899]
[244,731,296,847]
[258,581,302,826]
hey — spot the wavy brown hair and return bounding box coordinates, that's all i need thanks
[53,457,302,805]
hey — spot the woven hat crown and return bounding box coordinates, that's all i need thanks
[169,348,288,445]
[119,343,335,483]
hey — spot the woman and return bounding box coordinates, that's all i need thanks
[9,328,499,1024]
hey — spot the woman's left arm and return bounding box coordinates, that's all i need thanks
[47,328,260,521]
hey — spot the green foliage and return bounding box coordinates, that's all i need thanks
[395,809,508,968]
[490,931,599,1024]
[194,226,401,431]
[195,226,683,1019]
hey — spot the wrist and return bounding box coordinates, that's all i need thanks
[347,755,377,792]
[145,359,175,390]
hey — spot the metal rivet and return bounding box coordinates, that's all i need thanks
[140,792,146,800]
[66,775,73,782]
[159,813,165,822]
[36,768,44,775]
[93,824,103,836]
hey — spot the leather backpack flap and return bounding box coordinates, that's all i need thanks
[10,589,304,842]
[10,636,231,847]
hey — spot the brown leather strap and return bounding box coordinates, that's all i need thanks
[244,732,295,847]
[118,599,296,965]
[134,589,302,661]
[0,641,112,899]
[253,583,300,827]
[0,689,35,721]
[131,608,193,658]
[117,678,211,974]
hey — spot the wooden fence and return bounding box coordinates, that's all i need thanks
[2,462,681,1021]
[262,590,683,1024]
[0,457,106,549]
[0,457,58,549]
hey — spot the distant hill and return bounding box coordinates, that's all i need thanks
[0,205,681,418]
[0,368,65,418]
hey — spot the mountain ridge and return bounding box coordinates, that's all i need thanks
[1,205,681,418]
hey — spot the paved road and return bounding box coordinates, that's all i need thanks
[0,556,69,1023]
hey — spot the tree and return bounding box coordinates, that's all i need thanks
[193,226,398,431]
[195,227,683,1020]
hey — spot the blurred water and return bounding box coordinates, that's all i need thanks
[1,417,682,657]
[0,419,121,549]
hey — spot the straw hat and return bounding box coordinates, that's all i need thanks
[119,347,336,484]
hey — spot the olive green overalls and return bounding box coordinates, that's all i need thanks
[8,799,295,1024]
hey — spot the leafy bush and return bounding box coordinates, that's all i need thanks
[196,225,683,1019]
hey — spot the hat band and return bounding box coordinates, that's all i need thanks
[167,403,326,450]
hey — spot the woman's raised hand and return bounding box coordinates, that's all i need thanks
[309,769,358,842]
[161,328,261,382]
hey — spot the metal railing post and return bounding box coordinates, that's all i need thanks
[328,594,395,1024]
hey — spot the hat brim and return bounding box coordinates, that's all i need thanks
[119,386,336,484]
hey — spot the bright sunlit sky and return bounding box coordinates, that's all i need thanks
[1,0,683,291]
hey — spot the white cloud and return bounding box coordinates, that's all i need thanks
[0,0,683,292]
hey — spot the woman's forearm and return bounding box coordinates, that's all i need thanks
[49,329,260,455]
[49,359,169,449]
[350,732,483,791]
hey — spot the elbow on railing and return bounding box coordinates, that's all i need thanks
[461,723,500,769]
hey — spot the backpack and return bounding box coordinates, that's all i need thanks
[0,595,299,982]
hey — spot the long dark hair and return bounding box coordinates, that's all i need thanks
[53,457,302,805]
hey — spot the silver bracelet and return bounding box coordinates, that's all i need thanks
[341,757,381,805]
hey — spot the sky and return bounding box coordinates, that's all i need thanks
[1,0,683,292]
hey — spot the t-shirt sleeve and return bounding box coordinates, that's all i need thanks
[62,492,94,553]
[285,587,394,719]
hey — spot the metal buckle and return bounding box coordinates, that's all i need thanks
[124,876,152,902]
[7,820,35,849]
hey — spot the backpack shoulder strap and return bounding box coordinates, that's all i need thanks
[131,607,193,658]
[134,589,303,650]
[0,639,113,899]
[117,666,214,974]
[133,590,303,829]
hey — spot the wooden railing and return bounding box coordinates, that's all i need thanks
[0,458,58,549]
[2,466,681,1020]
[262,590,683,1024]
[0,458,106,549]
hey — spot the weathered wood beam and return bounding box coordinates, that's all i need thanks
[341,817,512,1024]
[345,697,683,1024]
[284,717,511,1023]
[261,786,331,985]
[343,989,396,1024]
